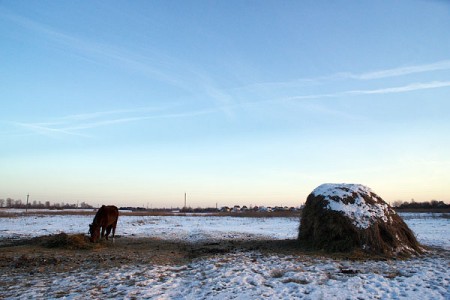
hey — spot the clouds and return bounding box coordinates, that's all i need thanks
[8,105,221,138]
[343,60,450,80]
[9,68,450,138]
[1,9,187,90]
[0,8,237,114]
[2,8,450,139]
[347,81,450,95]
[254,61,450,114]
[237,59,450,92]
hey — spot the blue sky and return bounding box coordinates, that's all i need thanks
[1,1,449,208]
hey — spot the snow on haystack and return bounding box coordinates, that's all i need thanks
[298,183,423,257]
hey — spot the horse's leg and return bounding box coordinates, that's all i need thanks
[105,225,112,240]
[112,220,117,243]
[101,226,106,240]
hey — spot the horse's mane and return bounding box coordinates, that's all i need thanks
[92,205,106,226]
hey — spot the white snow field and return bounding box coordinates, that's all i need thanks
[0,211,449,299]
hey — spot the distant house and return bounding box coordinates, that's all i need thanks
[220,206,231,212]
[258,206,272,212]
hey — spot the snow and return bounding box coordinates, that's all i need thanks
[0,214,296,241]
[312,183,395,229]
[401,213,450,249]
[4,251,448,299]
[312,183,376,200]
[0,211,449,299]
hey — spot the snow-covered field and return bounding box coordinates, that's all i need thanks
[0,211,449,299]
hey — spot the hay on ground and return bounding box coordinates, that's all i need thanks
[39,233,95,250]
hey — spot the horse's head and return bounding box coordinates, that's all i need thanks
[89,223,100,243]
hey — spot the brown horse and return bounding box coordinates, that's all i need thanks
[89,205,119,242]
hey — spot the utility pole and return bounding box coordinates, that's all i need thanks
[184,193,187,209]
[26,193,29,213]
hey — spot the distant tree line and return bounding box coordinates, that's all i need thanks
[392,199,449,209]
[119,207,180,212]
[0,198,93,209]
[118,205,301,213]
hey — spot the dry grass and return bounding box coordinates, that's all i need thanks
[31,233,105,250]
[0,211,21,218]
[270,269,285,278]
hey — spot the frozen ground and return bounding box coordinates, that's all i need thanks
[0,213,297,242]
[0,211,448,249]
[0,211,449,299]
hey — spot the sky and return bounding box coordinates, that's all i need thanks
[1,1,450,208]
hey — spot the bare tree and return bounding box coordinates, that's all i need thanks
[392,200,403,208]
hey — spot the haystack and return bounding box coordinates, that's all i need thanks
[39,233,94,250]
[298,183,423,256]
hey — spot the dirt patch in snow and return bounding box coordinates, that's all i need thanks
[0,233,383,277]
[1,236,187,274]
